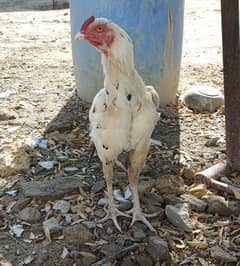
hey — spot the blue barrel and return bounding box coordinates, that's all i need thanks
[70,0,184,105]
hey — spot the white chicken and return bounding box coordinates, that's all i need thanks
[75,16,160,232]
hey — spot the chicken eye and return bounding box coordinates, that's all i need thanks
[96,25,103,32]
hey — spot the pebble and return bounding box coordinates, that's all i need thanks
[181,85,224,113]
[12,197,31,213]
[63,224,94,244]
[155,175,184,195]
[202,195,233,216]
[18,207,41,224]
[82,220,97,229]
[121,256,134,266]
[180,194,207,212]
[210,245,237,263]
[0,109,17,121]
[138,179,154,198]
[135,255,153,266]
[63,166,79,173]
[42,217,62,237]
[165,203,193,232]
[205,137,222,147]
[91,180,105,193]
[53,200,70,213]
[142,192,163,206]
[132,225,147,240]
[146,236,170,262]
[118,200,132,211]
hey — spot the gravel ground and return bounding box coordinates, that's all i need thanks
[1,1,239,266]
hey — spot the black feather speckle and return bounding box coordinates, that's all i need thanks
[127,94,132,101]
[103,144,109,150]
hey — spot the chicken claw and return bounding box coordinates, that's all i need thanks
[99,205,131,232]
[127,207,157,233]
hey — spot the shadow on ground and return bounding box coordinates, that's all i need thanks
[44,91,181,180]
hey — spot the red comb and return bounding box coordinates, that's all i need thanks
[80,16,95,33]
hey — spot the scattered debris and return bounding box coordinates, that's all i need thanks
[146,236,170,262]
[165,203,193,232]
[38,160,55,170]
[17,207,41,224]
[53,200,70,213]
[210,245,237,263]
[21,176,87,200]
[9,224,24,237]
[63,224,94,244]
[42,217,62,240]
[180,194,207,212]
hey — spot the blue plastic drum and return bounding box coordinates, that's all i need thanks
[70,0,184,105]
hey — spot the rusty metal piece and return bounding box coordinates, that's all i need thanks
[221,0,240,171]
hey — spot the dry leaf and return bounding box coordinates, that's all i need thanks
[71,203,87,219]
[61,247,68,259]
[187,241,208,249]
[43,227,51,242]
[79,251,96,258]
[198,257,209,266]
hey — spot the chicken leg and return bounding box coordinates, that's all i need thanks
[99,162,130,232]
[127,149,156,233]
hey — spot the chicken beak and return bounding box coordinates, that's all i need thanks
[74,32,85,40]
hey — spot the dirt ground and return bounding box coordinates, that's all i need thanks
[0,1,239,266]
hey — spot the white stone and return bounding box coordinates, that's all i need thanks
[181,85,224,112]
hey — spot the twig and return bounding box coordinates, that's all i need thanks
[93,243,144,266]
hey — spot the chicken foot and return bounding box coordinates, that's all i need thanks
[128,149,157,233]
[99,163,130,232]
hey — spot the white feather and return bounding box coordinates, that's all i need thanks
[89,20,160,166]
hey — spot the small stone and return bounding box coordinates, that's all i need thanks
[0,232,10,240]
[94,209,105,218]
[53,200,70,213]
[63,224,94,244]
[180,194,207,212]
[81,254,98,266]
[162,194,180,205]
[181,85,224,113]
[233,236,240,245]
[106,227,113,235]
[121,256,134,266]
[91,180,105,193]
[138,179,154,198]
[82,221,97,229]
[18,207,41,224]
[135,255,153,266]
[118,200,132,211]
[100,243,121,256]
[142,192,163,206]
[202,195,233,216]
[228,200,240,216]
[155,175,184,195]
[146,236,170,262]
[12,198,31,213]
[210,245,237,263]
[165,203,193,232]
[23,255,34,265]
[42,217,62,237]
[205,137,222,147]
[132,225,147,239]
[63,166,79,173]
[0,109,17,121]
